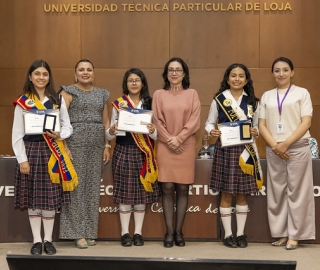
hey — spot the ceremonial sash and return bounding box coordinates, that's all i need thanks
[215,91,263,190]
[112,95,158,192]
[13,94,78,191]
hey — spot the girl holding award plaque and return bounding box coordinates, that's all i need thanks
[12,60,74,255]
[259,57,315,250]
[205,63,262,248]
[106,68,161,247]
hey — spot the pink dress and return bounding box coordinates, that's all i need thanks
[152,89,201,184]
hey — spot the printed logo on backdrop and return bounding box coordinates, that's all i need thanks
[44,2,292,13]
[3,183,319,215]
[3,184,319,198]
[98,182,320,214]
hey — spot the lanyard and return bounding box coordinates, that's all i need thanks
[277,84,291,121]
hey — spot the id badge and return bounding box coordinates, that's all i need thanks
[277,122,284,134]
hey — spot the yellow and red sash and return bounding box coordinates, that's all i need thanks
[112,95,158,192]
[14,94,78,191]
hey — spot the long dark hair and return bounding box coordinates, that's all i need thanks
[214,63,259,111]
[122,68,152,110]
[162,57,190,90]
[23,60,58,104]
[271,56,294,72]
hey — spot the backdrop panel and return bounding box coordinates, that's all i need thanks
[1,158,319,244]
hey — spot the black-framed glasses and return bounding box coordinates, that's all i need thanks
[127,79,142,84]
[168,69,184,75]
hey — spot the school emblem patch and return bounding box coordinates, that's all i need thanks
[223,99,232,107]
[25,99,35,107]
[119,101,128,108]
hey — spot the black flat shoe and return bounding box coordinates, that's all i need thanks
[133,234,144,246]
[43,241,56,255]
[121,233,132,247]
[236,235,248,248]
[163,233,174,248]
[30,242,42,255]
[223,235,237,248]
[174,232,185,247]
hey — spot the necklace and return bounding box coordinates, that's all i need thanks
[170,86,182,91]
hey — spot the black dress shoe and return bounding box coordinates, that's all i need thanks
[43,241,56,255]
[163,233,174,248]
[121,233,132,247]
[174,232,185,247]
[30,242,42,255]
[236,235,248,248]
[133,234,144,246]
[223,235,237,248]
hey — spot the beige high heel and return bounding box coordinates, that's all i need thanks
[75,238,88,249]
[286,240,298,250]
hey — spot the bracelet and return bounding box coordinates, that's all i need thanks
[105,144,112,149]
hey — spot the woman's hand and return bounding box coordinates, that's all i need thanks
[209,129,221,137]
[272,142,290,161]
[167,137,181,151]
[20,161,30,175]
[103,148,111,165]
[65,147,73,160]
[109,123,117,136]
[174,145,184,155]
[147,123,155,134]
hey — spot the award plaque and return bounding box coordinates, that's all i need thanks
[218,120,253,147]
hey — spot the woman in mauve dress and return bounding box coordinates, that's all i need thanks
[152,57,201,248]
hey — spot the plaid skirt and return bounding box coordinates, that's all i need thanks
[112,144,161,205]
[210,140,258,194]
[14,141,70,210]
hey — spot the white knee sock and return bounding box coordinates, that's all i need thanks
[236,204,249,237]
[220,207,232,238]
[28,209,42,243]
[119,204,132,236]
[133,204,146,235]
[42,210,55,242]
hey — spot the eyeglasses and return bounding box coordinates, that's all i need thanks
[168,69,184,75]
[127,79,142,84]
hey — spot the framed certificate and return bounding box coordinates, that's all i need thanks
[117,108,153,134]
[23,109,61,135]
[218,120,253,147]
[43,114,57,132]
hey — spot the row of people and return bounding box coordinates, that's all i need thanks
[12,56,314,255]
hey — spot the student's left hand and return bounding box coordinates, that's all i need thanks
[250,127,259,137]
[46,130,61,140]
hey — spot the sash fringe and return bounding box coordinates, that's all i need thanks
[239,157,254,175]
